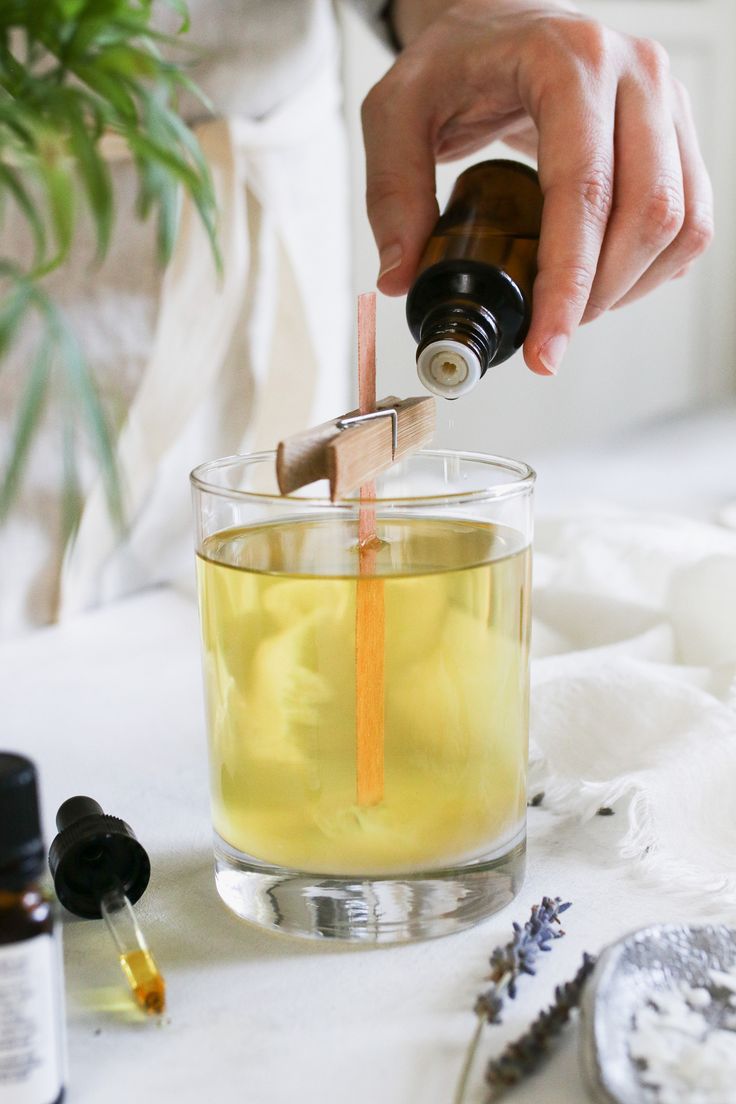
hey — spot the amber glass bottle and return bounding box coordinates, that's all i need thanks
[407,160,543,398]
[0,754,65,1104]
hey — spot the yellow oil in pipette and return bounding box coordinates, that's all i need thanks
[101,886,166,1016]
[119,949,166,1015]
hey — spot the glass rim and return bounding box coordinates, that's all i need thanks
[190,448,535,507]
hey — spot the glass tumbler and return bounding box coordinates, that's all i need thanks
[191,450,534,942]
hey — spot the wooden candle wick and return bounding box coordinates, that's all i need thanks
[355,292,385,808]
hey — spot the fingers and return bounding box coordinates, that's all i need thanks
[526,35,713,371]
[523,49,617,374]
[612,78,713,308]
[580,42,684,323]
[361,73,439,296]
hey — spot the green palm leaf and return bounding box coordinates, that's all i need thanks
[55,319,124,527]
[0,334,52,521]
[0,269,34,360]
[61,418,84,550]
[0,164,47,266]
[0,0,219,530]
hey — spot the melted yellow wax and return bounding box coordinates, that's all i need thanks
[197,516,531,874]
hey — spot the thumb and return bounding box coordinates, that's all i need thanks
[361,79,439,296]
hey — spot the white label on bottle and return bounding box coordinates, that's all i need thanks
[0,934,63,1104]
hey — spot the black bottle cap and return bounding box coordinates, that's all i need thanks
[48,796,151,919]
[0,753,44,886]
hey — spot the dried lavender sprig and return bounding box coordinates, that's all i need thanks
[485,953,598,1100]
[481,896,571,1009]
[453,897,571,1104]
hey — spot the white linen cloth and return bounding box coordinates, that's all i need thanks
[530,509,736,911]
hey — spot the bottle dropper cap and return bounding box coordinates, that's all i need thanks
[48,796,151,919]
[417,339,483,399]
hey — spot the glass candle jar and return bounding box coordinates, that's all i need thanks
[191,450,534,942]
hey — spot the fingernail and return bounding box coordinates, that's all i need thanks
[538,334,568,375]
[377,243,402,281]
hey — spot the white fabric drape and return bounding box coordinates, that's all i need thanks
[58,62,351,618]
[529,509,736,912]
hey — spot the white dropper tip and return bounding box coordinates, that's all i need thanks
[416,339,482,399]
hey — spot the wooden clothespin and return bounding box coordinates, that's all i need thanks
[276,394,436,501]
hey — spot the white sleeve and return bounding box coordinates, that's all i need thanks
[346,0,400,50]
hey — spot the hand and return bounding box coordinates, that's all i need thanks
[361,0,714,374]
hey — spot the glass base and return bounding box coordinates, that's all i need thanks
[213,829,526,943]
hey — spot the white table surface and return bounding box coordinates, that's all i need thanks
[6,585,734,1104]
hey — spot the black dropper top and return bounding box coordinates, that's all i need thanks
[48,796,150,919]
[0,752,45,887]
